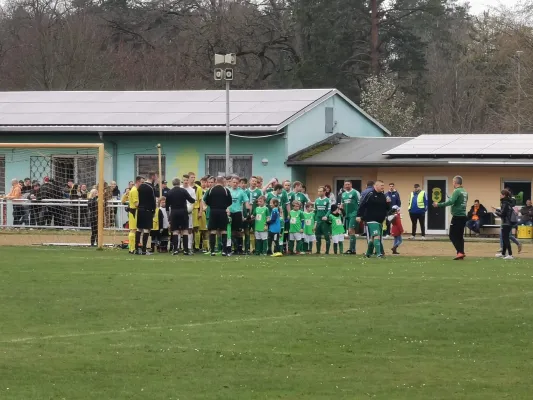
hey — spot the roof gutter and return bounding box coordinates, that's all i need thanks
[286,161,533,167]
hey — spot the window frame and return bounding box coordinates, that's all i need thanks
[51,154,98,187]
[135,154,166,181]
[501,178,532,205]
[334,176,363,194]
[205,154,253,177]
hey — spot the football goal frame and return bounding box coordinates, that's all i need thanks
[0,143,105,249]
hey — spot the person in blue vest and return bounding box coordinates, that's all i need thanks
[408,184,428,240]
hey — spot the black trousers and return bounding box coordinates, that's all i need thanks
[501,225,513,256]
[409,213,425,236]
[90,222,98,246]
[449,216,468,255]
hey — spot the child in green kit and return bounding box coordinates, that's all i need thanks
[253,196,269,255]
[329,204,346,254]
[288,201,304,254]
[303,202,316,254]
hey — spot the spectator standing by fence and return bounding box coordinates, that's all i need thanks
[88,188,99,246]
[5,179,22,225]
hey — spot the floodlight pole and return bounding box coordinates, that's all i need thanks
[225,80,230,177]
[215,53,235,177]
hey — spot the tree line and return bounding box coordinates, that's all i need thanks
[0,0,532,135]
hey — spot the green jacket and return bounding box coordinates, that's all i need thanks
[438,187,468,217]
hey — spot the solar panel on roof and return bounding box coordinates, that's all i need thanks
[0,89,334,129]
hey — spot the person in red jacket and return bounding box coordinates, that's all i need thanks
[389,205,404,255]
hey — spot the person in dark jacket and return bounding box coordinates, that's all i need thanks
[88,188,99,246]
[493,190,515,259]
[466,200,488,234]
[29,182,43,226]
[357,180,390,258]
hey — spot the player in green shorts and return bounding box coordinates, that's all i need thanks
[356,180,390,258]
[288,201,304,254]
[314,186,331,254]
[247,176,263,254]
[253,195,269,255]
[329,205,346,254]
[303,202,316,254]
[340,180,361,254]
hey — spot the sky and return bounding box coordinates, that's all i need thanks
[467,0,520,15]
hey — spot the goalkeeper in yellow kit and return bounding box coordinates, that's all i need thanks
[189,172,206,252]
[123,176,143,254]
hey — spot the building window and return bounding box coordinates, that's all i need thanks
[136,155,166,181]
[206,155,252,178]
[51,155,97,187]
[0,155,5,194]
[503,180,531,205]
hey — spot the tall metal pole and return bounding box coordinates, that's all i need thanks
[157,144,163,197]
[225,79,230,176]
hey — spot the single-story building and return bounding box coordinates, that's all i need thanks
[0,89,389,194]
[287,134,533,235]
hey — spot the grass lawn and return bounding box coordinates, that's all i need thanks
[1,247,532,400]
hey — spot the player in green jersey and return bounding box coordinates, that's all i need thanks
[329,205,346,254]
[247,176,263,254]
[266,184,284,213]
[433,175,469,260]
[340,181,361,254]
[281,180,292,253]
[289,181,308,210]
[314,186,332,254]
[240,177,252,254]
[303,202,316,254]
[253,195,269,255]
[288,201,305,254]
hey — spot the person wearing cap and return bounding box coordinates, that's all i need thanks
[161,180,170,197]
[388,205,404,255]
[408,183,428,240]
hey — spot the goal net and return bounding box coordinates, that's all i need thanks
[0,143,118,248]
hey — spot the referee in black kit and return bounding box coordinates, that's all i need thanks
[204,176,233,256]
[136,171,158,255]
[166,177,196,256]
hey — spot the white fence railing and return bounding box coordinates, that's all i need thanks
[0,198,129,231]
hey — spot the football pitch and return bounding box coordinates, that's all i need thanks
[1,247,532,400]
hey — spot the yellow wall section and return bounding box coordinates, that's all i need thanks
[305,166,533,234]
[171,148,200,178]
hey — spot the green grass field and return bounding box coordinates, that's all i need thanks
[1,247,532,400]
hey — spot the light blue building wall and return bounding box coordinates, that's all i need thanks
[285,95,386,156]
[0,134,290,193]
[0,92,389,193]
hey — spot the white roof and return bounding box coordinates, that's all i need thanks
[384,134,533,156]
[0,89,390,134]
